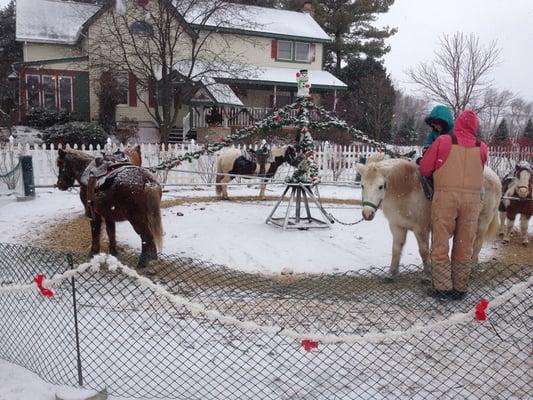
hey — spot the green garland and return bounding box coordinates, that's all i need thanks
[149,97,402,181]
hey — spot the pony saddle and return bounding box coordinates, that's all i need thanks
[82,155,137,199]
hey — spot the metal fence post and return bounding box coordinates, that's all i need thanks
[68,254,84,387]
[19,155,36,199]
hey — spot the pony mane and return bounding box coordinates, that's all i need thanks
[63,148,95,161]
[364,158,420,196]
[366,152,385,164]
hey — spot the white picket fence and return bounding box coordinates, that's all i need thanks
[0,142,531,189]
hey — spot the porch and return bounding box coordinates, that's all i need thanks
[176,67,347,142]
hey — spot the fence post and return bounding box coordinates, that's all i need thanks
[68,254,84,387]
[18,155,35,200]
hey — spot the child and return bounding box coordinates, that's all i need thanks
[423,105,454,150]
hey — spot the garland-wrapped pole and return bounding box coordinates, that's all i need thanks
[148,75,403,174]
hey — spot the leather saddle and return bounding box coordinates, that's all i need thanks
[242,146,273,176]
[81,153,137,209]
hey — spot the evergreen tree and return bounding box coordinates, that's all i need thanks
[494,119,510,142]
[394,115,418,145]
[523,118,533,138]
[287,0,397,75]
[333,58,395,142]
[0,0,23,116]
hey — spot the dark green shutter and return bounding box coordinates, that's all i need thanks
[75,72,90,121]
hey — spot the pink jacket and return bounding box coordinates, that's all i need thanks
[420,110,488,177]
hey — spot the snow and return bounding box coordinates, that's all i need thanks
[2,126,44,146]
[205,83,244,106]
[225,66,348,89]
[0,360,129,400]
[17,0,330,45]
[182,2,330,42]
[0,185,497,275]
[16,0,99,45]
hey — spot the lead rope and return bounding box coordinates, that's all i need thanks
[313,185,365,226]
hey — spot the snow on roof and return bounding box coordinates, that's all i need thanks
[183,2,330,42]
[220,66,347,89]
[16,0,99,44]
[17,0,329,45]
[206,83,244,107]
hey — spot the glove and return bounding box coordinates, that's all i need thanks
[416,157,422,165]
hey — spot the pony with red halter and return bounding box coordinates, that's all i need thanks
[499,161,533,245]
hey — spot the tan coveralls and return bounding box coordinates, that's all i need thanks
[431,135,483,292]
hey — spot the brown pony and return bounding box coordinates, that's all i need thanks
[499,161,532,245]
[56,148,163,267]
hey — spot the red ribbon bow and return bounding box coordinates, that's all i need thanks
[34,274,54,298]
[301,339,319,352]
[474,298,489,321]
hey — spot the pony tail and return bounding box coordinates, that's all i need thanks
[145,183,163,251]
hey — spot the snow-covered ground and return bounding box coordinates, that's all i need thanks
[0,183,526,400]
[0,360,130,400]
[0,185,499,274]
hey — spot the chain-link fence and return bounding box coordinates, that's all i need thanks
[0,242,531,399]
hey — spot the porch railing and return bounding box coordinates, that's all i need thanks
[191,107,321,129]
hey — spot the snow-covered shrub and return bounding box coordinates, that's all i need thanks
[42,122,107,147]
[27,109,73,129]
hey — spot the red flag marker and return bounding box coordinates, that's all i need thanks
[34,274,54,298]
[474,298,489,321]
[301,339,319,352]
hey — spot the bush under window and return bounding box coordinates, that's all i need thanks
[27,109,74,129]
[42,122,107,147]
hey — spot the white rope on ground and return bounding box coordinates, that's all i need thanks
[1,254,529,345]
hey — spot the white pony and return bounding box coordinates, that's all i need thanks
[355,154,502,279]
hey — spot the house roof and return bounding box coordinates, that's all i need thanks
[16,0,100,45]
[217,67,348,90]
[183,2,331,42]
[16,0,330,45]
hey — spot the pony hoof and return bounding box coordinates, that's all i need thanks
[502,239,510,244]
[522,242,529,247]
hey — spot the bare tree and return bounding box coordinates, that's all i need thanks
[408,32,501,117]
[478,88,515,139]
[503,98,533,139]
[90,0,256,144]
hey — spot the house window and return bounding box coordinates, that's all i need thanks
[130,20,153,36]
[42,75,57,110]
[277,40,293,61]
[294,42,310,62]
[59,77,73,111]
[117,73,129,105]
[26,75,40,109]
[275,40,311,63]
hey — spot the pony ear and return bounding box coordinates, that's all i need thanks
[58,148,66,157]
[355,163,366,175]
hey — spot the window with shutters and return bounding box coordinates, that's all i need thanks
[274,40,313,63]
[116,73,129,105]
[277,40,293,61]
[294,42,310,62]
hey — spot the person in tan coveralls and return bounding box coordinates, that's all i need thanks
[419,110,488,301]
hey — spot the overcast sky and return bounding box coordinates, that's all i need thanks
[377,0,533,100]
[3,0,532,100]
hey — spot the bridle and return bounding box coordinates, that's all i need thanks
[362,199,382,211]
[361,182,386,211]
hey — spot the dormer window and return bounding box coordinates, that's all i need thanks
[274,40,313,63]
